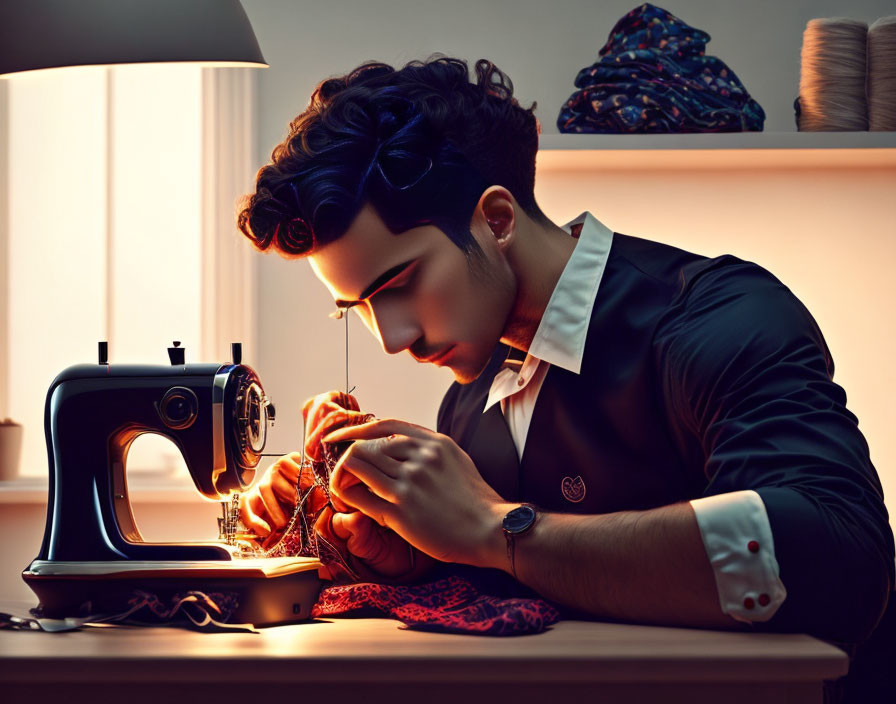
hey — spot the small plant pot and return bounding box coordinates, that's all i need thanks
[0,421,23,481]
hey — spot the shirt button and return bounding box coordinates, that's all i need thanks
[758,593,771,607]
[743,597,755,610]
[748,540,760,553]
[517,377,525,387]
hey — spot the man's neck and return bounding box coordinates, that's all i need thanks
[499,217,578,353]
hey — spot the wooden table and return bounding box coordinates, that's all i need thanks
[0,600,848,704]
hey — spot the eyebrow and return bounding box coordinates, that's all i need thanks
[334,260,416,309]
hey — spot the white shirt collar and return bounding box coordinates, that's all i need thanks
[528,211,613,374]
[483,211,613,412]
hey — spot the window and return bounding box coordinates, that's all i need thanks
[1,66,257,478]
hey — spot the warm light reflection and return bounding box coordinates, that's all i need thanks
[0,61,267,81]
[537,147,896,172]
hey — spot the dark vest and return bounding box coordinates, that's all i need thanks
[437,232,725,514]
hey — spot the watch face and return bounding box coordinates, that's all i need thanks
[503,505,536,534]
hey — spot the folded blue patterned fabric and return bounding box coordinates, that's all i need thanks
[558,3,765,133]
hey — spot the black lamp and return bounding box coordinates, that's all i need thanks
[0,0,267,77]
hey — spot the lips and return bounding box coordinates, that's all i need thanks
[419,346,455,364]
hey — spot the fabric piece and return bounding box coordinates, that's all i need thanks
[312,573,560,636]
[558,3,765,133]
[5,577,560,637]
[5,591,257,633]
[691,490,786,623]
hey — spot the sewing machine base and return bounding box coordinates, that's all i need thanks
[23,557,323,627]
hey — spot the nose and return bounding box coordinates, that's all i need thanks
[367,299,422,356]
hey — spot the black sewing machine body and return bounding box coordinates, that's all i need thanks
[22,343,321,626]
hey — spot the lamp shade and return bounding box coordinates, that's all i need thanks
[0,0,267,77]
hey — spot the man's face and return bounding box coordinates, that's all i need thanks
[309,202,515,383]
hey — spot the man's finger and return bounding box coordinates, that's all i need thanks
[323,418,431,443]
[330,488,353,514]
[332,512,391,564]
[272,452,304,479]
[346,439,407,478]
[330,473,395,528]
[271,472,300,504]
[259,482,289,530]
[329,511,354,541]
[372,435,418,462]
[241,495,272,536]
[333,452,400,503]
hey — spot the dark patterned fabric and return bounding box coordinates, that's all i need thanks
[558,3,765,133]
[313,573,560,635]
[5,590,255,633]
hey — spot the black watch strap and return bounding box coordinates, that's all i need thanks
[502,504,537,579]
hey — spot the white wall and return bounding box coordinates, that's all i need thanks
[0,79,8,422]
[240,0,896,475]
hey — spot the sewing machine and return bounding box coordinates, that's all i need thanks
[21,341,322,626]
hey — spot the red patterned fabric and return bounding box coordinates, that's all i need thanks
[312,574,561,635]
[268,390,562,635]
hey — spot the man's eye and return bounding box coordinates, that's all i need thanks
[391,267,415,288]
[372,264,417,299]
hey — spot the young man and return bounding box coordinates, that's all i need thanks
[236,56,893,645]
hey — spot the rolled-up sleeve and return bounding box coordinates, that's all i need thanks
[657,260,894,644]
[690,489,787,623]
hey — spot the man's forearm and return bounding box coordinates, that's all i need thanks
[477,501,747,629]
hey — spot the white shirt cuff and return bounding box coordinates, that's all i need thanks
[690,489,787,624]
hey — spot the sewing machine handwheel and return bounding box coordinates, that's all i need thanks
[237,381,268,455]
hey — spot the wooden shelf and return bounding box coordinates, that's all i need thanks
[536,131,896,170]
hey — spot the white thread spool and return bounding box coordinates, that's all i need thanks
[798,18,869,131]
[868,16,896,131]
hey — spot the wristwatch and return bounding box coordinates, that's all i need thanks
[502,503,537,579]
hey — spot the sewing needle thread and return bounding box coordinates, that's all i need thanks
[345,310,356,395]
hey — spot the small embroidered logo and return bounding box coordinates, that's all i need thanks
[561,475,586,503]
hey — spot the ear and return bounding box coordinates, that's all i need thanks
[478,187,516,253]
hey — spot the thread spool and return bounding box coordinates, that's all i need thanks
[868,16,896,131]
[798,18,869,131]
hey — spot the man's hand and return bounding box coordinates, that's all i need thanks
[239,449,434,580]
[323,419,508,566]
[239,451,332,544]
[327,509,434,580]
[239,452,304,538]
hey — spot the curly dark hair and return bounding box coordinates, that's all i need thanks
[237,54,546,257]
